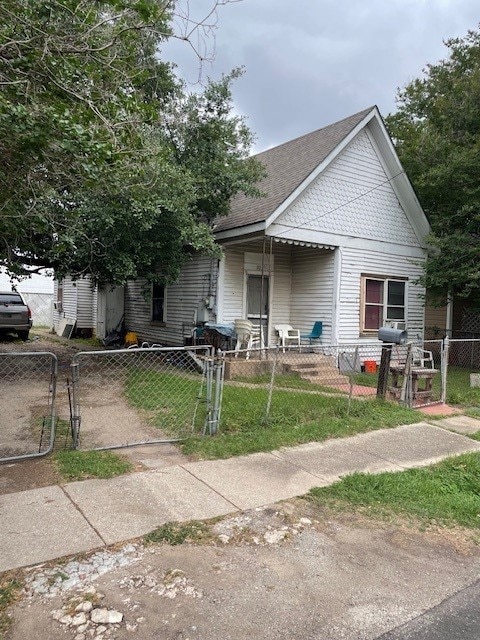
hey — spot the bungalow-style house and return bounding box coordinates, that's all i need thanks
[123,106,431,347]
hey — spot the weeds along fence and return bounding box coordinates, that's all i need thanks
[70,345,216,451]
[0,352,57,462]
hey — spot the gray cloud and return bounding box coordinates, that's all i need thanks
[165,0,479,151]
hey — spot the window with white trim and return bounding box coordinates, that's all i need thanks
[361,276,406,333]
[151,284,166,323]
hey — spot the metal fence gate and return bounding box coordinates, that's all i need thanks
[70,346,218,451]
[0,352,57,462]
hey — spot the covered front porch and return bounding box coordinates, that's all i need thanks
[218,236,338,347]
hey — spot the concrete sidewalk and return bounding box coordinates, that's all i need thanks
[2,419,480,573]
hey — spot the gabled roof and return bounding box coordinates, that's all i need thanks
[215,107,375,234]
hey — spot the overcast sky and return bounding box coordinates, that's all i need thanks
[164,1,479,153]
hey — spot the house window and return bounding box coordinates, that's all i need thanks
[361,276,406,333]
[151,284,166,323]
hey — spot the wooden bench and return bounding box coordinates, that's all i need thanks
[389,365,439,406]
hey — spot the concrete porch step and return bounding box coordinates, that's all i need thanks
[283,358,335,370]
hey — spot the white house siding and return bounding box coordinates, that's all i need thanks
[53,277,76,332]
[338,246,426,343]
[76,278,95,329]
[271,128,421,253]
[222,245,247,323]
[53,276,95,332]
[221,241,292,344]
[289,247,336,343]
[124,256,217,345]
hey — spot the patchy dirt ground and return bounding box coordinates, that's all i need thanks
[0,331,190,494]
[5,500,480,640]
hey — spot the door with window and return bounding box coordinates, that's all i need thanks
[247,274,269,342]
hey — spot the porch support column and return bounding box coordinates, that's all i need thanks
[331,247,342,344]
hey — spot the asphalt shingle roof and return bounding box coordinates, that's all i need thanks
[215,107,375,233]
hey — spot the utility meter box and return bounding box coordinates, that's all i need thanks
[378,326,408,345]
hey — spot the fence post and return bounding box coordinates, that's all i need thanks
[209,351,224,435]
[400,343,413,407]
[441,336,450,404]
[376,344,392,399]
[265,346,279,420]
[203,349,214,434]
[70,361,81,449]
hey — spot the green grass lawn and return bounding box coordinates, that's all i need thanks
[183,384,420,459]
[125,368,208,435]
[442,366,480,406]
[54,450,133,481]
[232,372,348,394]
[123,367,420,459]
[309,452,480,530]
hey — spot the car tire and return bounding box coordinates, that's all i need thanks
[18,330,29,341]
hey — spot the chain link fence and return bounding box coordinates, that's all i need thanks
[219,343,385,433]
[2,338,479,463]
[219,339,447,431]
[70,346,214,451]
[0,352,57,462]
[444,338,480,407]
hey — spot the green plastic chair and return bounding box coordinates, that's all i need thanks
[300,321,323,344]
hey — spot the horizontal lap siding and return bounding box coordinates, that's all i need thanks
[125,256,217,346]
[222,245,247,324]
[290,248,335,343]
[222,241,292,345]
[76,278,95,329]
[340,247,426,342]
[53,277,77,331]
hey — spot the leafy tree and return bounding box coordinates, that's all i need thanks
[0,0,263,285]
[386,28,480,306]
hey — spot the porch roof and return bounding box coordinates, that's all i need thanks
[271,237,335,251]
[215,106,375,235]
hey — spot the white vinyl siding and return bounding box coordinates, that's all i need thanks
[338,247,426,343]
[289,247,335,344]
[53,276,95,331]
[76,278,95,329]
[222,241,292,345]
[125,256,218,345]
[222,241,336,345]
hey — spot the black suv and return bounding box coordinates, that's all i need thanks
[0,291,32,340]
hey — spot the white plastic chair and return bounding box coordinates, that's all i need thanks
[234,319,265,359]
[411,345,435,369]
[234,319,253,357]
[275,324,301,351]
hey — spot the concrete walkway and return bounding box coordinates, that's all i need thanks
[2,419,480,573]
